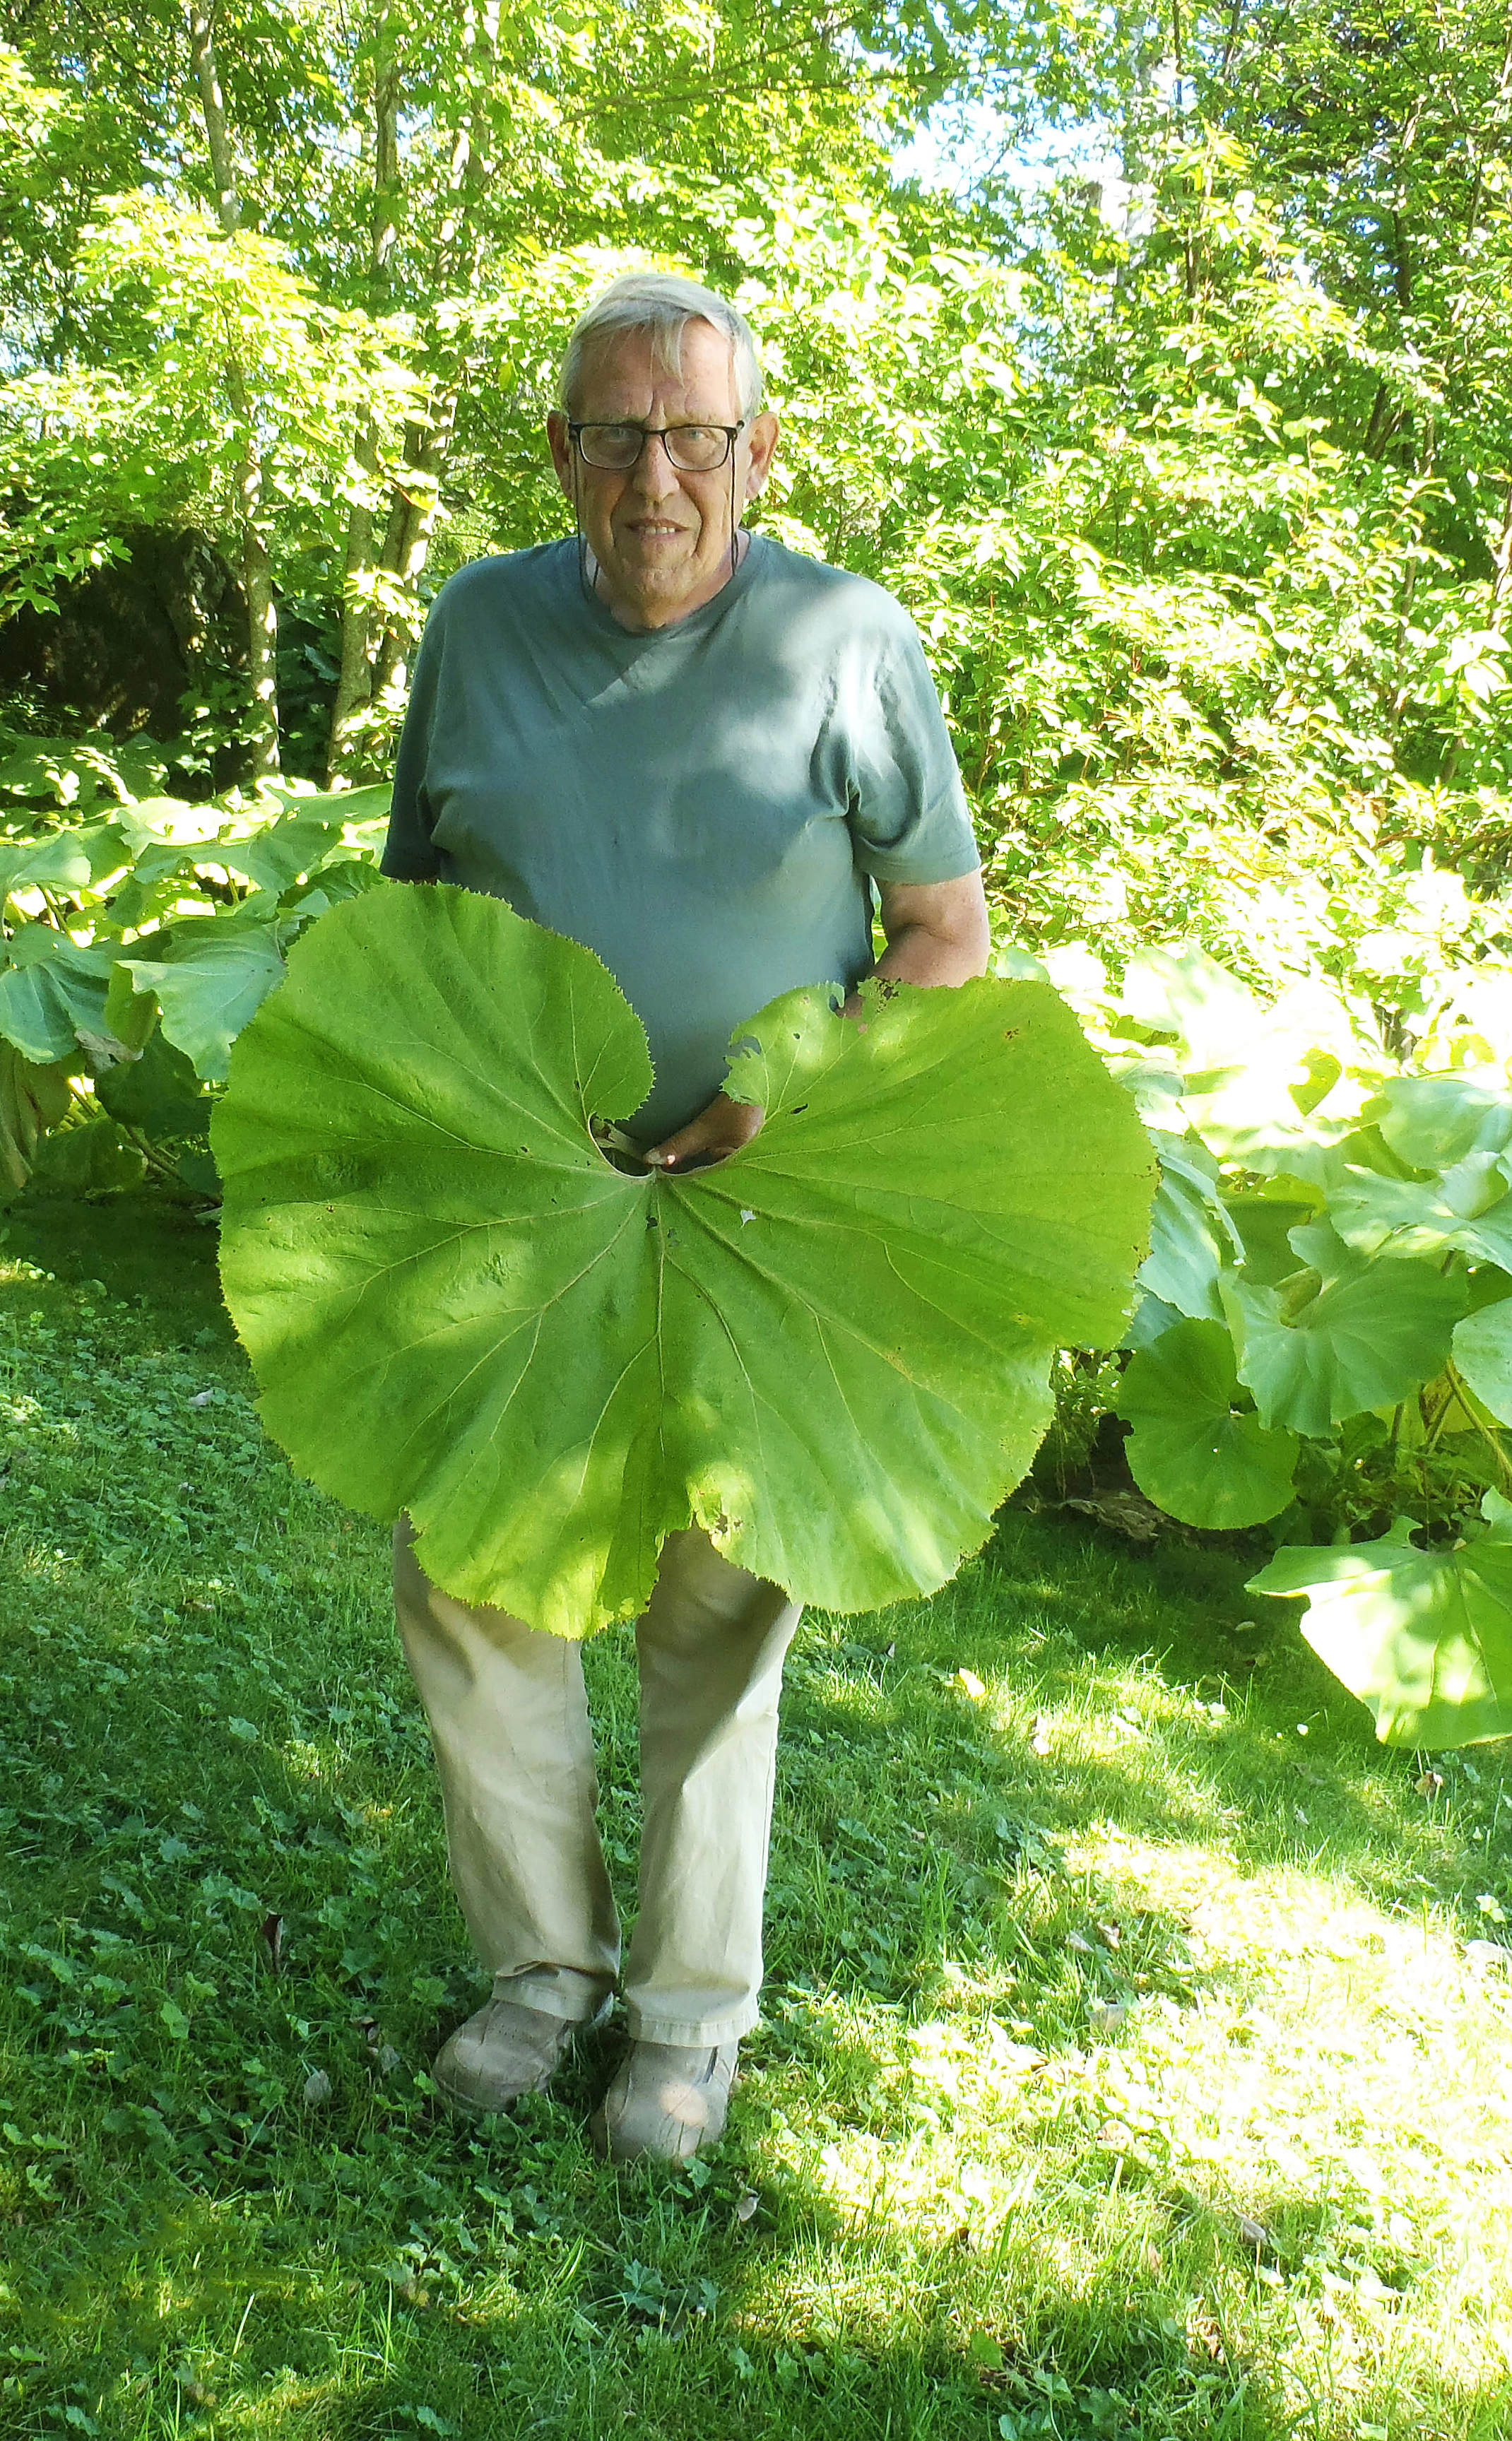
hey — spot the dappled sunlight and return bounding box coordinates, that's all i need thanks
[6,1252,1512,2439]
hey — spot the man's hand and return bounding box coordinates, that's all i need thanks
[643,875,990,1173]
[644,1090,766,1172]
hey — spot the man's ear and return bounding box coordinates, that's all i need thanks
[743,410,779,504]
[546,410,574,501]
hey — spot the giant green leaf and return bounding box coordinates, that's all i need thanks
[1330,1150,1512,1268]
[1452,1300,1512,1427]
[1248,1496,1512,1748]
[1138,1134,1243,1322]
[214,885,1156,1636]
[0,926,118,1062]
[121,920,288,1083]
[1364,1075,1512,1171]
[0,830,94,904]
[1118,1318,1299,1528]
[1224,1217,1465,1436]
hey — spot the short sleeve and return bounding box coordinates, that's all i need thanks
[381,601,445,881]
[843,618,980,885]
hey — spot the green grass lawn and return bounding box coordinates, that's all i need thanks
[3,1190,1511,2441]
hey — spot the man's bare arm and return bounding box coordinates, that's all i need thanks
[870,870,991,989]
[644,870,992,1172]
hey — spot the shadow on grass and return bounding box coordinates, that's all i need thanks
[776,1516,1497,1931]
[4,1185,230,1339]
[4,1193,1511,2441]
[13,2145,1512,2441]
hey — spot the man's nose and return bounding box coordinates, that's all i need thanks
[629,432,679,502]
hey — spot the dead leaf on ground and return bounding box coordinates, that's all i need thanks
[1057,1488,1164,1543]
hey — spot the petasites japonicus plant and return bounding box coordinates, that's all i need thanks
[1249,1494,1512,1749]
[213,884,1156,1635]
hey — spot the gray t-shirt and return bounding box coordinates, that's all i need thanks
[383,532,979,1141]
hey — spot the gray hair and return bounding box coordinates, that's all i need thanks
[558,271,764,420]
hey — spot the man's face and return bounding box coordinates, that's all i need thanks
[548,319,779,632]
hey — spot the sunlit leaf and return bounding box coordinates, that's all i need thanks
[120,921,287,1083]
[1119,1317,1299,1528]
[1249,1496,1512,1747]
[1224,1218,1465,1435]
[1453,1301,1512,1429]
[214,885,1155,1636]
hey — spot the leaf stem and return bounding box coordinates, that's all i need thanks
[1443,1354,1512,1491]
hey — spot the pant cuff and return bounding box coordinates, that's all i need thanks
[493,1966,615,2025]
[622,2000,761,2045]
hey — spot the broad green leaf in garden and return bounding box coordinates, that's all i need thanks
[214,885,1156,1637]
[120,921,288,1083]
[0,1041,71,1192]
[0,829,94,904]
[1248,1494,1512,1747]
[1138,1133,1244,1321]
[1452,1300,1512,1428]
[0,925,117,1062]
[1330,1149,1512,1267]
[1118,1317,1299,1528]
[32,1116,146,1194]
[1223,1217,1465,1436]
[1364,1075,1512,1171]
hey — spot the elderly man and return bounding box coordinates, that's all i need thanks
[381,271,989,2161]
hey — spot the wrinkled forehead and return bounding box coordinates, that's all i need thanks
[570,317,741,420]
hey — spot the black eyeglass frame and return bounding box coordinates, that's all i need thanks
[567,418,746,472]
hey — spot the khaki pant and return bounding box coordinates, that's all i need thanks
[394,1520,801,2044]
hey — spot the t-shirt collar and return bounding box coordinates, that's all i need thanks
[565,529,768,644]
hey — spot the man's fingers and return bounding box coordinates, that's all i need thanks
[646,1093,765,1171]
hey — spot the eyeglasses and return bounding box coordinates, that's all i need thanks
[569,420,744,473]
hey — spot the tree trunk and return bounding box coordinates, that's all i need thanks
[1492,483,1512,630]
[188,1,280,781]
[366,0,500,709]
[326,8,402,780]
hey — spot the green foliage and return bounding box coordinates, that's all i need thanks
[1117,1319,1300,1532]
[1032,937,1512,1741]
[213,885,1155,1633]
[1222,1219,1466,1439]
[1251,1494,1512,1749]
[0,757,390,1193]
[4,0,1512,1725]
